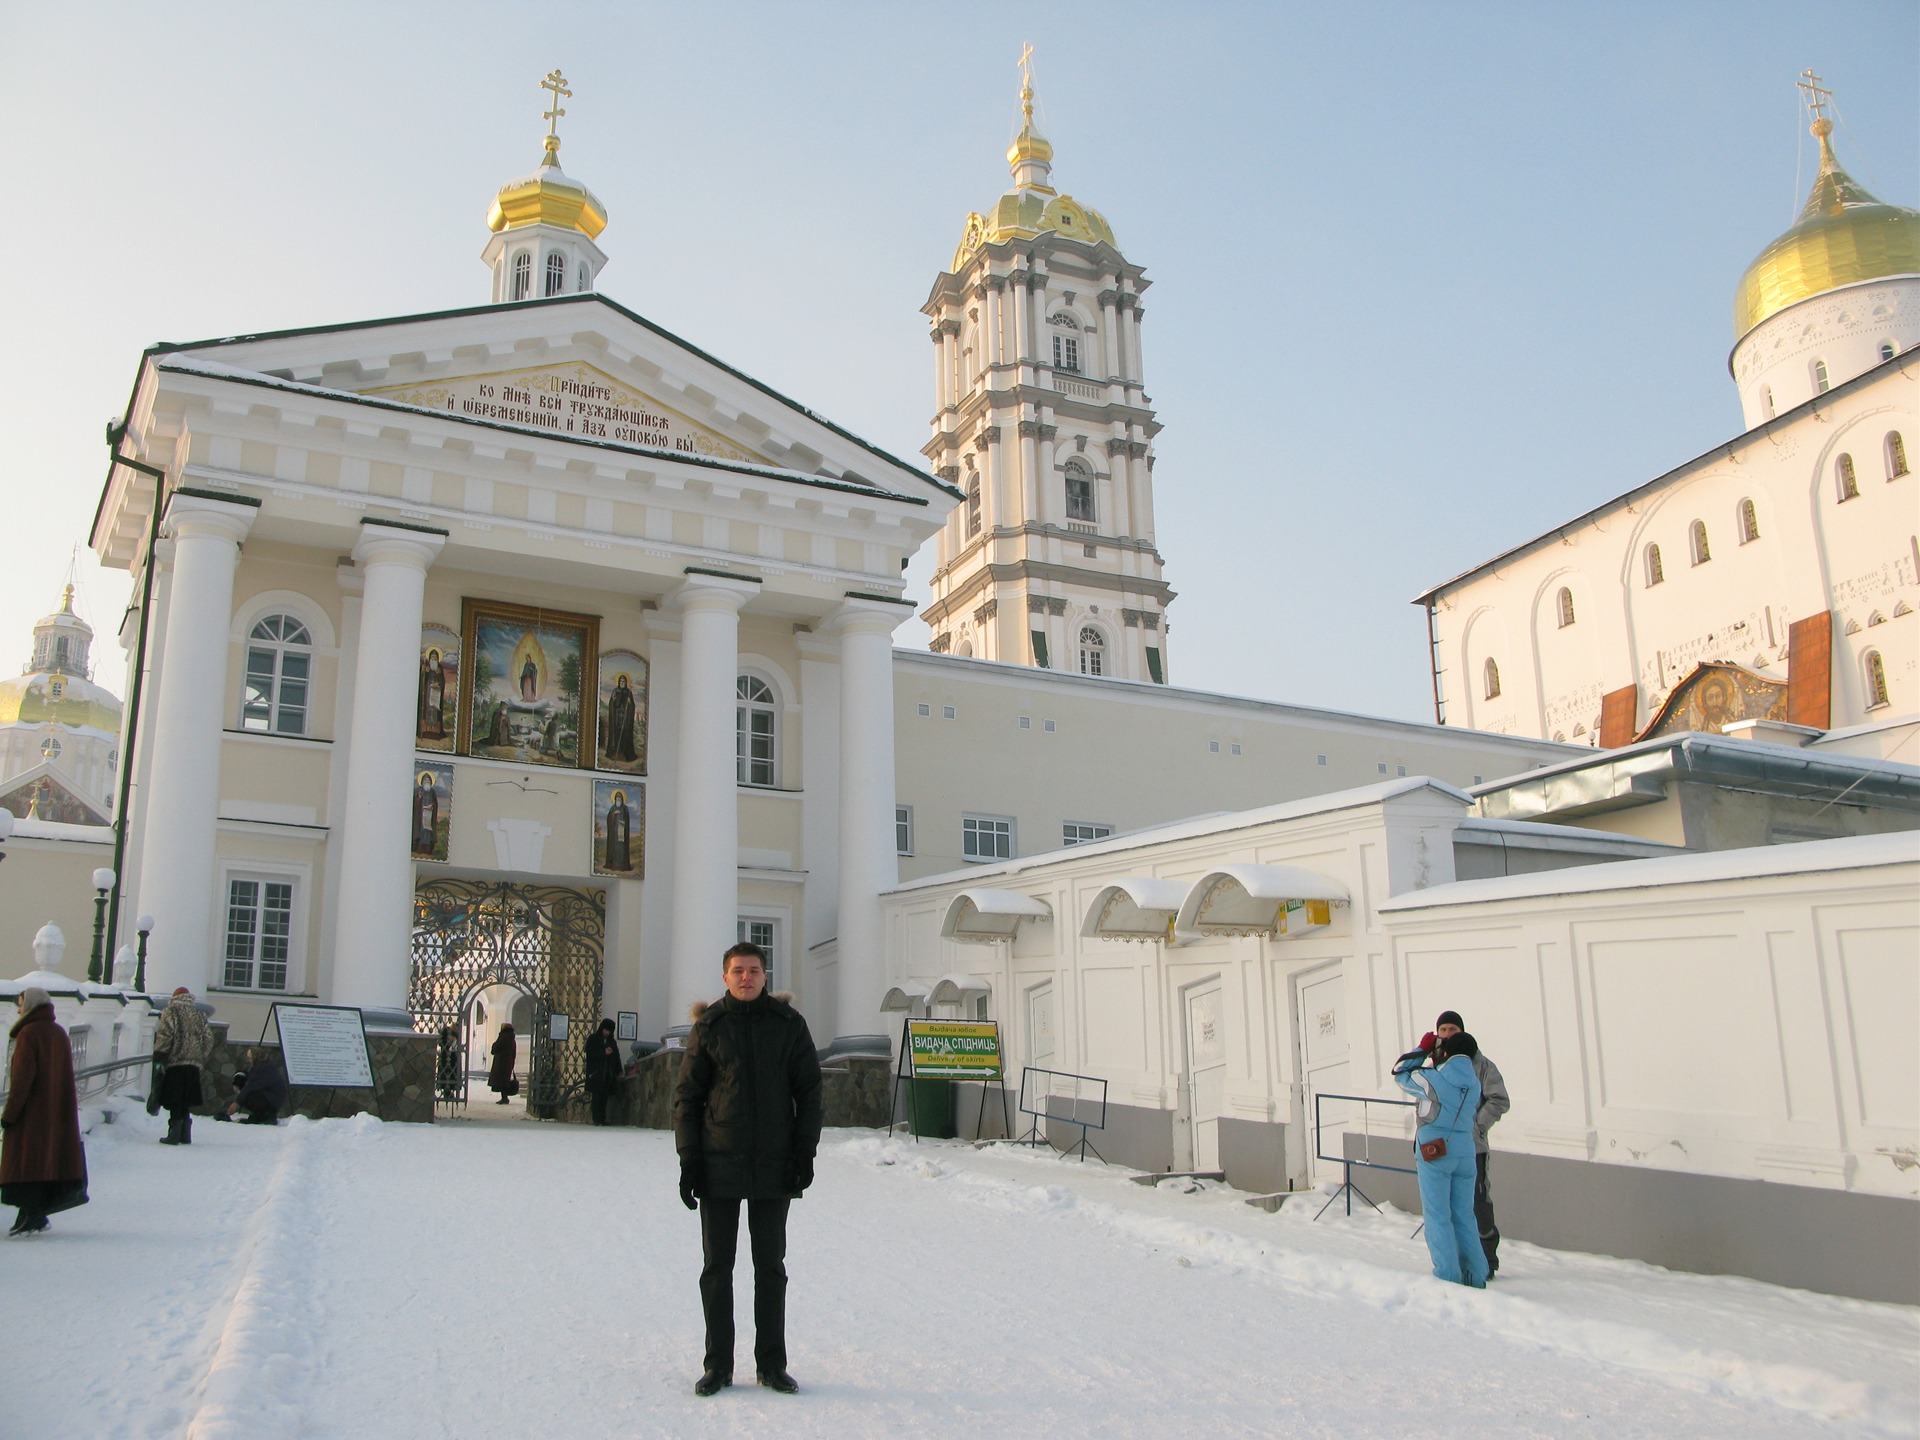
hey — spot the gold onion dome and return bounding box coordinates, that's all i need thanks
[0,671,122,732]
[1734,116,1920,343]
[486,136,608,240]
[954,64,1116,268]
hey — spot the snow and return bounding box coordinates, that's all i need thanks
[5,1103,1915,1439]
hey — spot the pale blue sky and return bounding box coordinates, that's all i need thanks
[1,3,1913,722]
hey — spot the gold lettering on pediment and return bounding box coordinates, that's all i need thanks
[364,362,766,464]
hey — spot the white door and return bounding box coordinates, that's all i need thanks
[1297,968,1349,1182]
[1184,982,1226,1171]
[1025,982,1056,1131]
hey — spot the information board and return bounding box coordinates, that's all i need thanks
[272,1005,375,1089]
[905,1019,1003,1080]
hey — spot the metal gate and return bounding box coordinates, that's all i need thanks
[409,878,606,1114]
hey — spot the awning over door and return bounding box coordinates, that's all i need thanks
[1174,865,1348,938]
[940,889,1052,943]
[927,973,990,1005]
[1080,877,1191,941]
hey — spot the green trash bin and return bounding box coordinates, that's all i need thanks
[908,1077,956,1138]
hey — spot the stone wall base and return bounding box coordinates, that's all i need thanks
[609,1049,892,1131]
[188,1026,437,1125]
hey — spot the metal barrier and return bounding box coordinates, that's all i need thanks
[1312,1090,1417,1220]
[1017,1066,1108,1162]
[0,1052,153,1107]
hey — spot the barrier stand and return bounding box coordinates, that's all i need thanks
[1017,1066,1109,1163]
[1311,1090,1417,1221]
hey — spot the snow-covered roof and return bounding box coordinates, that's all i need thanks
[1378,830,1920,912]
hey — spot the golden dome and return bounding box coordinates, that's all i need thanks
[1007,120,1054,170]
[954,64,1117,269]
[1734,118,1920,342]
[0,672,122,733]
[486,143,609,240]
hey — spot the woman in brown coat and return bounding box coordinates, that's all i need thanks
[2,987,88,1236]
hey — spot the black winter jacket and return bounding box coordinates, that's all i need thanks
[583,1030,622,1093]
[673,991,822,1200]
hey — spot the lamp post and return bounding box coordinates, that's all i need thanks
[88,867,116,984]
[135,915,155,994]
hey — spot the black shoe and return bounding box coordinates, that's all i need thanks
[693,1371,732,1397]
[757,1370,799,1394]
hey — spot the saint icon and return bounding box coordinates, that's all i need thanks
[412,771,440,856]
[417,648,445,741]
[519,653,540,703]
[605,672,638,763]
[604,788,632,872]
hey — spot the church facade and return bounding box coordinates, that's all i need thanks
[1418,86,1919,759]
[0,589,123,828]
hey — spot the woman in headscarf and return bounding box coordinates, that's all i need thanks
[488,1023,518,1104]
[1,988,88,1236]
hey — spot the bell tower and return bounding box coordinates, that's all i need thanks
[920,52,1174,682]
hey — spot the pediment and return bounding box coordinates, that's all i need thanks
[360,360,771,466]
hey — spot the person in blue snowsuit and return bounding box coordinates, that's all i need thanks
[1393,1031,1489,1288]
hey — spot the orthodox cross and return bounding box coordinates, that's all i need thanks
[1796,69,1833,126]
[541,69,572,155]
[1017,42,1036,121]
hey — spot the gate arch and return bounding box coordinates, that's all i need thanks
[410,878,606,1111]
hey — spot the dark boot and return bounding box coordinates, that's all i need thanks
[160,1112,183,1145]
[180,1114,193,1145]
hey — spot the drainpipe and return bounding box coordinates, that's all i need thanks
[102,445,169,968]
[1423,601,1446,725]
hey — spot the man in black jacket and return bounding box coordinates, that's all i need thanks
[674,941,822,1397]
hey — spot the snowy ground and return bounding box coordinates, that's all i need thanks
[4,1101,1915,1440]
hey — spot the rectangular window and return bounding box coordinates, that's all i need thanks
[737,707,775,786]
[1018,715,1032,729]
[895,805,913,857]
[962,814,1013,862]
[943,705,957,720]
[223,877,294,991]
[1062,822,1112,846]
[1065,475,1095,522]
[1053,335,1080,373]
[735,918,778,983]
[916,702,931,717]
[1317,754,1329,766]
[241,648,278,731]
[1043,719,1056,733]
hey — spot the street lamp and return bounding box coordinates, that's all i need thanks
[135,915,155,994]
[88,867,116,984]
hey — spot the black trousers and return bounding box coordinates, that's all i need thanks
[589,1088,612,1126]
[1474,1151,1500,1272]
[698,1197,790,1375]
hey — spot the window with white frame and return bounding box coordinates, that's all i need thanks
[510,251,532,301]
[223,875,294,991]
[1064,460,1096,522]
[736,675,777,786]
[578,261,591,293]
[1738,498,1760,544]
[1836,453,1859,502]
[1049,313,1082,374]
[962,814,1013,862]
[735,917,778,984]
[241,614,313,735]
[1887,431,1910,479]
[1062,821,1112,846]
[545,253,566,297]
[1812,358,1831,394]
[896,805,914,856]
[1078,625,1106,676]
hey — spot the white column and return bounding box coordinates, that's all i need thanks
[1099,291,1121,380]
[1036,420,1059,527]
[1109,436,1134,539]
[1018,419,1040,526]
[832,599,906,1049]
[136,493,258,998]
[1012,274,1033,377]
[329,521,446,1012]
[667,574,758,1027]
[1132,445,1157,541]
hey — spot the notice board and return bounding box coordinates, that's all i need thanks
[272,1004,376,1089]
[905,1019,1003,1080]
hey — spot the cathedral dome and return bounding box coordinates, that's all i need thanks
[953,70,1118,269]
[0,671,122,734]
[1733,118,1920,343]
[487,150,609,240]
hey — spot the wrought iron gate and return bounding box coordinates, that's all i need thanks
[409,879,606,1113]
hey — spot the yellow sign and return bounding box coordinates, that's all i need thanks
[906,1019,1003,1079]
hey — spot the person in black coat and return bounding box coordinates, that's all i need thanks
[488,1024,517,1104]
[582,1018,622,1126]
[220,1048,287,1124]
[673,941,822,1398]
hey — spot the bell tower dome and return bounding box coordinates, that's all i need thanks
[920,49,1175,683]
[482,70,610,304]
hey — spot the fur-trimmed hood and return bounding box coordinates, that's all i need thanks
[690,991,796,1023]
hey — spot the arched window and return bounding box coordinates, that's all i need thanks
[736,675,777,786]
[241,614,313,735]
[1556,587,1575,628]
[1064,460,1095,522]
[1887,431,1910,479]
[1050,314,1082,374]
[1644,543,1664,586]
[1835,453,1859,502]
[965,475,981,537]
[1077,626,1106,676]
[1482,658,1501,699]
[1880,341,1898,362]
[545,253,566,297]
[1761,385,1775,419]
[1864,650,1890,709]
[510,252,532,301]
[1738,498,1760,544]
[1812,358,1830,394]
[1690,520,1711,565]
[577,261,591,293]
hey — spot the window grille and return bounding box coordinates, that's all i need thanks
[1062,822,1112,846]
[1738,499,1760,544]
[1836,453,1859,502]
[1690,521,1711,565]
[962,815,1013,862]
[1645,543,1664,586]
[1886,432,1909,479]
[1556,588,1576,627]
[510,252,532,301]
[1078,625,1105,676]
[736,676,777,786]
[223,877,293,991]
[241,615,313,735]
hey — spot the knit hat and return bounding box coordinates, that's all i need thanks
[172,986,192,997]
[1438,1031,1479,1060]
[1435,1009,1465,1030]
[18,986,51,1013]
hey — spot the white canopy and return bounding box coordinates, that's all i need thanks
[880,983,934,1013]
[927,973,991,1004]
[1080,877,1191,941]
[1174,864,1348,938]
[940,889,1052,943]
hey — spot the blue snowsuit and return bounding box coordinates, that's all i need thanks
[1393,1051,1489,1288]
